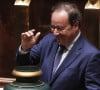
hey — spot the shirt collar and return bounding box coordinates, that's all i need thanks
[67,31,81,51]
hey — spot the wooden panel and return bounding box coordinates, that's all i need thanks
[84,9,100,49]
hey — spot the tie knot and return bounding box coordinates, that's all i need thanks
[59,45,67,51]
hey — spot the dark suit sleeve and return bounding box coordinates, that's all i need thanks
[85,53,100,90]
[16,41,43,66]
[16,51,31,66]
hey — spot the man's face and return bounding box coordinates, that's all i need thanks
[51,10,78,46]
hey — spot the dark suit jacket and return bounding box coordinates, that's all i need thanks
[16,33,100,90]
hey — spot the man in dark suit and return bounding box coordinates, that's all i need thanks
[16,2,100,90]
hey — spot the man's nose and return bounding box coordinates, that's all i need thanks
[53,28,60,35]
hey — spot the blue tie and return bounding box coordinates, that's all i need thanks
[52,45,65,76]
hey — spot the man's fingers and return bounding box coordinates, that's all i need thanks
[21,33,26,39]
[21,29,41,43]
[28,31,34,36]
[31,29,35,33]
[34,32,41,40]
[21,29,35,38]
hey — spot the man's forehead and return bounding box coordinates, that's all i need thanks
[51,10,69,19]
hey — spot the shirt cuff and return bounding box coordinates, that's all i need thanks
[19,45,30,54]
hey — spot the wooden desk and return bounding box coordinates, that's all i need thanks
[0,77,16,88]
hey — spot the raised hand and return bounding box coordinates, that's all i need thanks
[21,29,41,51]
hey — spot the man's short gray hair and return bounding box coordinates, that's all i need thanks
[51,2,81,27]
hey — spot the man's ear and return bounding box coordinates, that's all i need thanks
[72,21,79,31]
[73,21,79,27]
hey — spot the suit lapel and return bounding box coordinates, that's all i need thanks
[48,41,59,82]
[54,48,81,78]
[49,33,84,84]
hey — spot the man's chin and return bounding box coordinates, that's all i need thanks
[57,40,64,45]
[57,39,60,43]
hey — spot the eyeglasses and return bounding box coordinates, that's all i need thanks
[50,25,70,31]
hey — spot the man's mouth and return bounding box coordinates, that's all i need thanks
[56,36,62,42]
